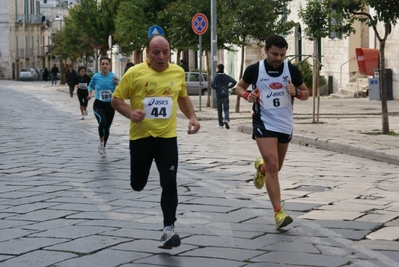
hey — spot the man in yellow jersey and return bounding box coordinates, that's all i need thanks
[111,35,200,250]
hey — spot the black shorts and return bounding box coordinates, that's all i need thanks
[252,113,292,143]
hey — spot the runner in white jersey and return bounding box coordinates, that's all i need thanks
[235,35,309,230]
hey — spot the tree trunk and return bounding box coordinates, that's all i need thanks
[312,40,318,123]
[60,57,65,85]
[379,40,389,134]
[235,36,246,113]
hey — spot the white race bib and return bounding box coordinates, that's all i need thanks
[261,88,289,109]
[144,97,172,119]
[100,90,113,101]
[78,83,88,89]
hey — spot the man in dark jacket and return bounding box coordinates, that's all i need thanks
[51,64,59,85]
[65,64,77,97]
[210,64,237,129]
[124,58,134,74]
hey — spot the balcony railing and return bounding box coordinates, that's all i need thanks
[15,14,44,24]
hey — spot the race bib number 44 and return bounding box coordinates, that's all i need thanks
[144,97,172,119]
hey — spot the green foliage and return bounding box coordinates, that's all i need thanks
[299,0,331,40]
[218,0,295,47]
[293,60,326,88]
[158,0,212,52]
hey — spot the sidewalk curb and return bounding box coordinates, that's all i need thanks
[238,124,399,166]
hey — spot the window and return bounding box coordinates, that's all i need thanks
[329,9,342,39]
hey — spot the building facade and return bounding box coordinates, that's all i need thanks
[0,0,70,80]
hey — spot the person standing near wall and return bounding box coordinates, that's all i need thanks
[51,64,59,85]
[66,64,77,97]
[211,64,237,129]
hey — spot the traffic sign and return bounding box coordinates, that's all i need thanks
[148,25,164,37]
[192,13,208,35]
[90,38,101,50]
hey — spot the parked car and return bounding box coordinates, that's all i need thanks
[19,68,39,81]
[185,72,208,95]
[34,67,42,80]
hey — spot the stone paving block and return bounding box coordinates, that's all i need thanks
[44,235,130,254]
[102,227,163,241]
[356,212,399,223]
[316,244,355,257]
[353,240,399,252]
[77,220,160,231]
[20,218,87,231]
[310,219,382,231]
[0,228,38,242]
[329,228,370,241]
[345,259,397,267]
[112,239,196,255]
[262,240,320,254]
[1,202,60,214]
[183,234,267,250]
[53,249,150,267]
[298,210,363,220]
[386,218,399,227]
[251,251,350,266]
[0,219,31,230]
[30,225,117,239]
[134,255,244,267]
[181,246,265,261]
[366,226,399,241]
[8,209,77,222]
[0,237,69,255]
[0,250,76,267]
[376,250,399,263]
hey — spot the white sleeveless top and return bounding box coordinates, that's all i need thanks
[256,60,293,134]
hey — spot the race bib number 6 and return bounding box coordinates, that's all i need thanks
[144,97,172,119]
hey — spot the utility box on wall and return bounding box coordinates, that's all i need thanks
[368,68,393,101]
[355,48,379,76]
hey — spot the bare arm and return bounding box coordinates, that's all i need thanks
[111,97,145,123]
[178,96,200,134]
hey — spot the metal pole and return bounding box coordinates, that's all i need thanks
[210,0,217,108]
[199,35,202,111]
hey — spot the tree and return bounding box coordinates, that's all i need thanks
[218,0,295,112]
[159,0,214,106]
[114,0,171,55]
[72,0,123,56]
[329,0,399,134]
[299,0,331,123]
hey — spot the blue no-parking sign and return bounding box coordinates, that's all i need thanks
[191,13,208,35]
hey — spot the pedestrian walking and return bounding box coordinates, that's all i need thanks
[42,67,49,81]
[210,64,237,129]
[111,34,200,249]
[88,57,119,157]
[66,64,77,97]
[235,35,309,229]
[51,64,59,85]
[74,66,91,120]
[123,58,134,74]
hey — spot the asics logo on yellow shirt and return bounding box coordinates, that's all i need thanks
[148,99,169,106]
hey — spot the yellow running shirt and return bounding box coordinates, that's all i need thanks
[113,60,187,140]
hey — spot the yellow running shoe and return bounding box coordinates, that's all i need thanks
[275,207,293,229]
[253,158,265,189]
